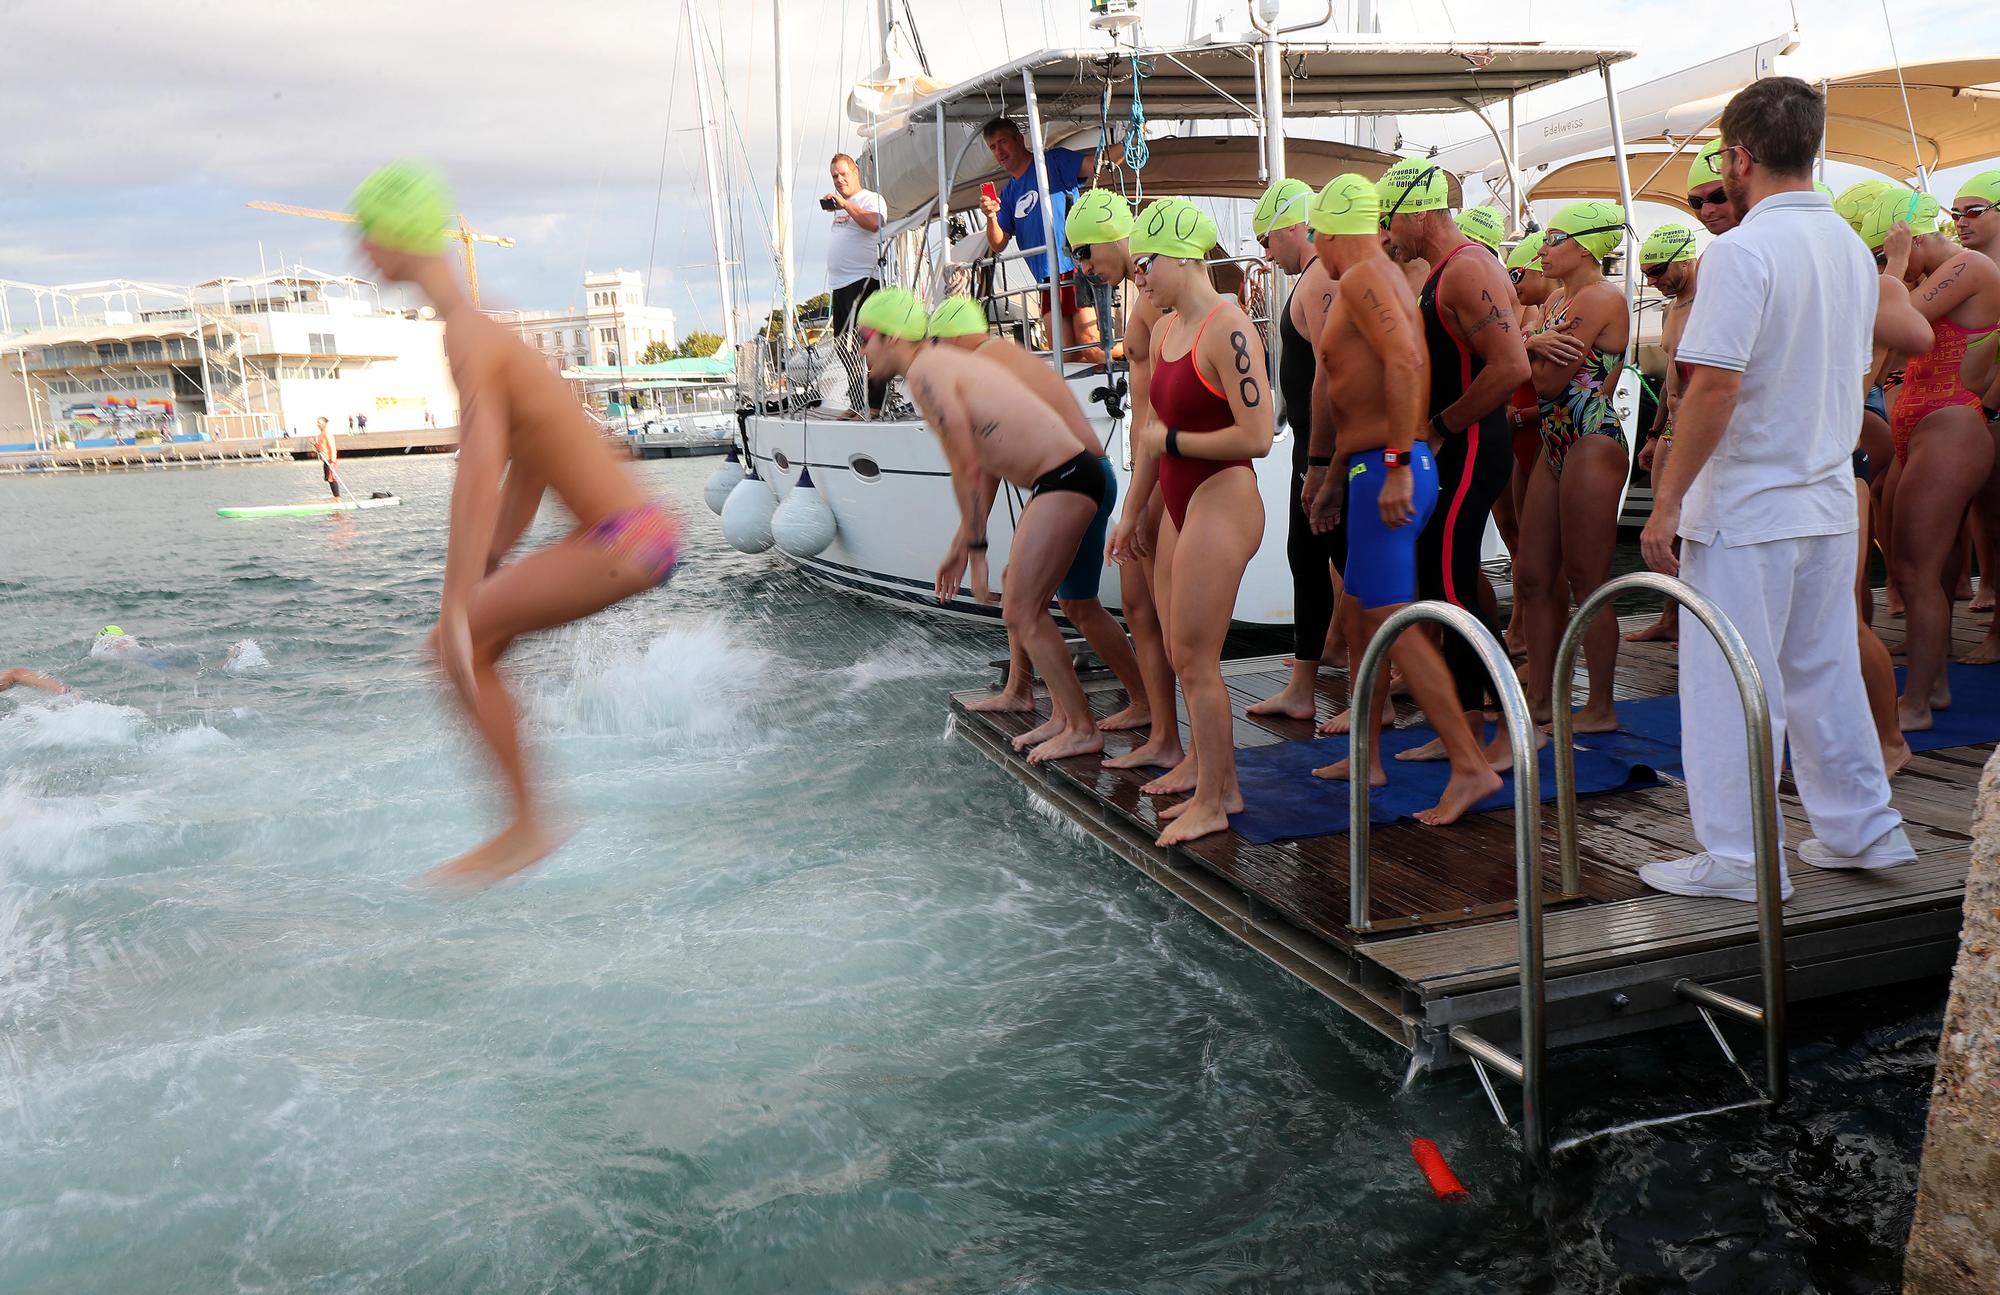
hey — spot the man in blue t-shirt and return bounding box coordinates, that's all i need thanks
[977,118,1103,362]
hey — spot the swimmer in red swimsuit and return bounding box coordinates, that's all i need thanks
[1108,197,1275,847]
[1862,190,2000,716]
[350,164,683,889]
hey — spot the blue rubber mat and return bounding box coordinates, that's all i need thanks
[1228,724,1667,846]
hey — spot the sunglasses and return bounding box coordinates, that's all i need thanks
[1686,190,1729,211]
[1072,243,1094,261]
[1507,266,1528,284]
[1641,262,1671,279]
[1133,253,1161,272]
[1873,250,1890,269]
[854,326,879,344]
[1542,223,1624,250]
[1951,203,1996,221]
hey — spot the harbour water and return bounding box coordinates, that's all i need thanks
[0,458,1946,1290]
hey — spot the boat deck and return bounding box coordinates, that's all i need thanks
[949,600,1981,1070]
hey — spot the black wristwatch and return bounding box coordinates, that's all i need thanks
[967,538,989,552]
[1306,454,1333,468]
[1166,427,1181,457]
[1429,413,1450,438]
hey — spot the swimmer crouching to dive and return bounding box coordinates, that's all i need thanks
[349,163,683,889]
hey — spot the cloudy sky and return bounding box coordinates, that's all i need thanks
[0,0,1988,336]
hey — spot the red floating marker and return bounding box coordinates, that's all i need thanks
[1411,1137,1469,1200]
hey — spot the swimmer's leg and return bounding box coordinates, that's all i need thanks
[421,528,662,889]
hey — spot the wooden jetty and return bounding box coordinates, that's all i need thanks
[950,598,1978,1092]
[0,426,457,475]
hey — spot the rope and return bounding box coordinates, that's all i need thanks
[1877,0,1929,188]
[1124,52,1151,177]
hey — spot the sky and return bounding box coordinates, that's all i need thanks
[0,0,1991,337]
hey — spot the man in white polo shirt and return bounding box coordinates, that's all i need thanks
[1639,76,1914,900]
[824,152,888,417]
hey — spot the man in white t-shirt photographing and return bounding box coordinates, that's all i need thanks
[824,153,888,417]
[1640,76,1914,900]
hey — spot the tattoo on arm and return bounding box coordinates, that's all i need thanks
[974,420,998,439]
[1227,329,1261,407]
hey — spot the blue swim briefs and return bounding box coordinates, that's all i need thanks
[1342,444,1439,610]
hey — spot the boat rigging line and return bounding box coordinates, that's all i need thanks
[1876,0,1930,189]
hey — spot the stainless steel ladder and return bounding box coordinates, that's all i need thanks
[1344,574,1787,1167]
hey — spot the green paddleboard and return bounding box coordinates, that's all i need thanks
[216,495,401,519]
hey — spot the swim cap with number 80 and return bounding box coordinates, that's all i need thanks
[1130,198,1216,260]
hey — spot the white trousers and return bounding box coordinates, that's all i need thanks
[1679,531,1902,868]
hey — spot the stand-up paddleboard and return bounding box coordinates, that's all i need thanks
[217,493,401,519]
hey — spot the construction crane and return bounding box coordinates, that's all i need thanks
[244,201,516,305]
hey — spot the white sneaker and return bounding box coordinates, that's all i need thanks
[1798,826,1917,872]
[1639,852,1794,903]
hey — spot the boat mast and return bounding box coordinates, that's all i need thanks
[773,0,798,347]
[688,0,738,351]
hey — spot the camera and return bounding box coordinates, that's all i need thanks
[820,197,839,211]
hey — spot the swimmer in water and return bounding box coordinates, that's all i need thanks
[349,163,682,889]
[0,668,68,695]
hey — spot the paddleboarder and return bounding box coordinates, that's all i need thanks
[313,416,343,499]
[349,162,682,890]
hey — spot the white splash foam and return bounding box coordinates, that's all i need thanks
[555,619,770,741]
[0,699,144,752]
[839,644,967,695]
[150,723,232,756]
[223,640,269,672]
[0,781,155,875]
[88,634,143,661]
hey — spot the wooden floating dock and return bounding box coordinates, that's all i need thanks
[950,601,1979,1073]
[0,427,458,475]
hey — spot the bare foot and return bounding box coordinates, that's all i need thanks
[1883,739,1913,777]
[1571,702,1620,734]
[1104,738,1184,771]
[1155,795,1242,846]
[965,690,1035,714]
[1141,753,1199,796]
[1097,702,1151,732]
[1959,633,2000,665]
[1247,680,1317,721]
[1975,586,1996,613]
[1898,696,1934,732]
[1027,726,1105,764]
[1624,616,1678,643]
[1317,693,1393,736]
[1484,724,1550,773]
[1396,735,1448,762]
[1312,756,1387,786]
[1413,764,1506,825]
[420,818,571,891]
[1011,715,1064,751]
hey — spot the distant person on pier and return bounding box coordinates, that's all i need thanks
[349,162,682,890]
[823,152,888,418]
[313,416,343,498]
[978,118,1104,363]
[1640,77,1913,900]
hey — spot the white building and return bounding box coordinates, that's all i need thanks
[0,270,456,446]
[488,268,677,373]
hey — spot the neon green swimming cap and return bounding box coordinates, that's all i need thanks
[348,162,451,256]
[1639,223,1698,267]
[1687,140,1724,191]
[926,295,988,339]
[1955,170,2000,206]
[1504,231,1545,272]
[1834,179,1895,233]
[1376,158,1450,217]
[1860,188,1942,251]
[1455,206,1506,252]
[1547,199,1627,260]
[99,625,124,637]
[1252,178,1315,238]
[855,286,929,341]
[1130,198,1218,260]
[1065,189,1135,249]
[1309,174,1382,237]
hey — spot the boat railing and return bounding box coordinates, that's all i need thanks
[1551,573,1788,1107]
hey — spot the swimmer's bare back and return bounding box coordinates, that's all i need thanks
[972,335,1106,458]
[440,305,647,532]
[905,344,1082,487]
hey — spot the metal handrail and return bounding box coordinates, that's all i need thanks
[1549,571,1787,1103]
[1346,601,1548,1164]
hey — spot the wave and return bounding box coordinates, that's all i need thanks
[0,699,145,752]
[553,619,771,742]
[223,640,270,672]
[0,780,156,876]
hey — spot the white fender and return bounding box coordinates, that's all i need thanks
[771,466,838,558]
[704,448,745,515]
[721,471,777,553]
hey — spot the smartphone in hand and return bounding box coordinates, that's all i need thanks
[820,196,839,211]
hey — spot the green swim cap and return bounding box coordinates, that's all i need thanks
[1860,188,1942,251]
[99,625,124,637]
[349,162,451,256]
[1309,174,1382,237]
[1547,199,1627,261]
[1639,222,1698,267]
[927,295,988,339]
[1834,179,1895,233]
[1687,140,1724,190]
[1130,198,1217,260]
[1252,178,1315,237]
[1504,231,1545,272]
[856,286,928,341]
[1376,157,1450,216]
[1065,189,1134,250]
[1955,170,2000,206]
[1455,206,1506,252]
